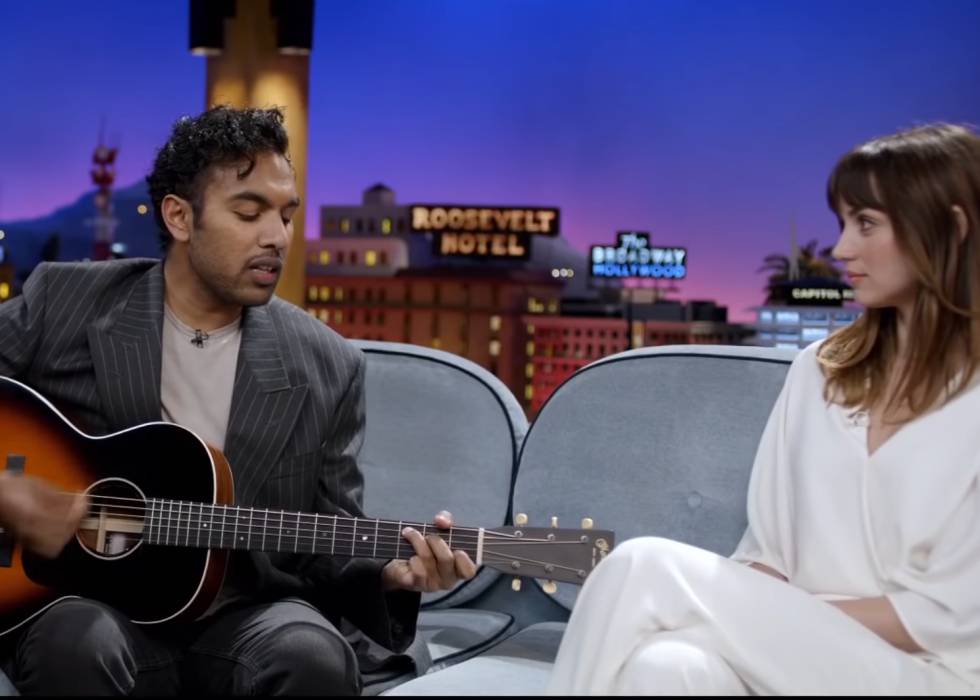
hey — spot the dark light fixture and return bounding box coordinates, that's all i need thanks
[271,0,315,55]
[189,0,236,56]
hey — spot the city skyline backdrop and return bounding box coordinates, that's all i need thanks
[2,0,979,320]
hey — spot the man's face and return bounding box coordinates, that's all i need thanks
[187,151,299,308]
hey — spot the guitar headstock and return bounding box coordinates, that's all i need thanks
[478,514,614,589]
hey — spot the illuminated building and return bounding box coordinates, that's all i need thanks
[525,300,753,414]
[0,239,14,302]
[310,185,748,415]
[751,278,860,349]
[305,267,562,403]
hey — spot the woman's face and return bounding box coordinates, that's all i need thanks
[832,202,919,313]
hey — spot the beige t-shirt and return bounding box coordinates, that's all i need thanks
[160,304,242,451]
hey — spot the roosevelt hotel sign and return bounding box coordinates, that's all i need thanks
[410,205,560,260]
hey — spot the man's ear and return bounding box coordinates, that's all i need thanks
[952,205,969,245]
[161,195,194,244]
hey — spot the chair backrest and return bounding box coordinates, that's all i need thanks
[353,340,529,606]
[513,344,798,610]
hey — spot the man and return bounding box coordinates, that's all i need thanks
[0,106,475,695]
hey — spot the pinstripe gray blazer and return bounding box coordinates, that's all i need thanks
[0,259,419,661]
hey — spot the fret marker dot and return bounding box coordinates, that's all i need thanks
[362,535,368,541]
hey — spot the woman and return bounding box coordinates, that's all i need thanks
[547,123,980,695]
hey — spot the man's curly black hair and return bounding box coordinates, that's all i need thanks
[146,106,291,251]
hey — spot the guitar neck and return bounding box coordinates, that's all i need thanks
[142,500,484,562]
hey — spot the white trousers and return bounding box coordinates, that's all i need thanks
[546,537,975,696]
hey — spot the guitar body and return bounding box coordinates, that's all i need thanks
[0,377,233,638]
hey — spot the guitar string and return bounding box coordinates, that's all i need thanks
[83,513,581,548]
[77,495,596,546]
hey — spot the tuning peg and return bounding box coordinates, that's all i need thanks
[511,577,522,592]
[515,513,528,526]
[543,580,558,595]
[550,516,558,528]
[581,517,594,529]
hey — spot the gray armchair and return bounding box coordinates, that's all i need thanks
[352,341,529,693]
[386,344,797,695]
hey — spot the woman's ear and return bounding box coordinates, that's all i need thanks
[952,205,969,245]
[161,195,194,244]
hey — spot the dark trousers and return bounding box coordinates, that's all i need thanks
[6,597,360,696]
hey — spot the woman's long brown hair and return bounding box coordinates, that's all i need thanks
[818,124,980,418]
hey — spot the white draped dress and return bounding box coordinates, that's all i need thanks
[547,341,980,695]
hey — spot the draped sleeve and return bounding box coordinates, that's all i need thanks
[884,463,980,678]
[729,352,806,580]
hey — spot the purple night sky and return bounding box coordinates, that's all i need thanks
[2,0,978,320]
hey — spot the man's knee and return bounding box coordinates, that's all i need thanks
[255,623,360,696]
[15,599,136,693]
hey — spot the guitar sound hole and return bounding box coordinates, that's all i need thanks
[76,478,146,559]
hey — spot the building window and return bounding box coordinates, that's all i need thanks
[801,327,829,342]
[340,218,350,233]
[356,219,364,232]
[526,323,535,335]
[490,315,502,332]
[524,385,534,401]
[364,310,372,324]
[350,251,358,265]
[365,289,374,302]
[317,309,328,322]
[349,289,357,302]
[489,340,501,356]
[382,218,392,235]
[526,341,535,356]
[308,285,318,302]
[378,311,385,325]
[548,301,558,314]
[319,250,330,265]
[525,363,534,379]
[380,251,389,266]
[334,310,344,324]
[379,289,387,302]
[365,250,377,267]
[368,219,375,232]
[337,251,345,265]
[320,286,331,301]
[432,338,442,349]
[398,218,406,232]
[335,287,344,301]
[325,218,337,232]
[527,298,545,313]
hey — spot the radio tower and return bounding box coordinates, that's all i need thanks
[89,122,119,261]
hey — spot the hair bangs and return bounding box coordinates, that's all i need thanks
[826,151,887,222]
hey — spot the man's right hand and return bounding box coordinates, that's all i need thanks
[0,472,87,558]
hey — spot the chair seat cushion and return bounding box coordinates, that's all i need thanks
[385,622,566,696]
[419,609,515,668]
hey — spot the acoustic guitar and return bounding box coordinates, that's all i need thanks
[0,375,614,638]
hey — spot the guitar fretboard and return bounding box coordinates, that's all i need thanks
[142,500,483,561]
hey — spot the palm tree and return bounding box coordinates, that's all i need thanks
[758,239,843,304]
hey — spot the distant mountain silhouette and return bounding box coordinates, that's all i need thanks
[0,181,160,282]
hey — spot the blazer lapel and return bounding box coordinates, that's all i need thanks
[224,304,308,506]
[87,263,165,430]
